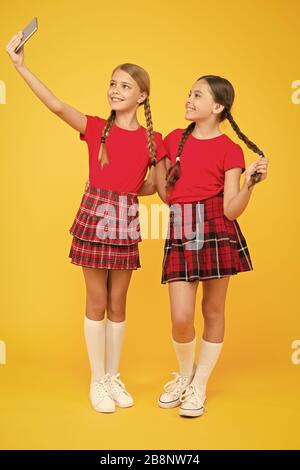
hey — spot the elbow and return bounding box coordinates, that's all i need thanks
[51,100,63,114]
[223,202,236,221]
[224,209,236,221]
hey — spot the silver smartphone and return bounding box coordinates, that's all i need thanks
[15,17,38,52]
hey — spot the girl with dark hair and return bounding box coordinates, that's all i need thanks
[6,32,167,414]
[155,75,269,418]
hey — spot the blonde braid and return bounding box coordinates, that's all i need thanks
[98,110,116,167]
[143,96,157,183]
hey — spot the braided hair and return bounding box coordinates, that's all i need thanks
[166,75,265,192]
[98,63,157,178]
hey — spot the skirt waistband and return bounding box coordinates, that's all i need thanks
[85,180,138,200]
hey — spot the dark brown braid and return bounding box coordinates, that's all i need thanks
[165,75,265,192]
[225,109,264,186]
[98,110,116,167]
[165,122,195,191]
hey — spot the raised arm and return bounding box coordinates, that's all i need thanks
[5,31,87,134]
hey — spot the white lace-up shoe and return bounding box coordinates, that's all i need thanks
[158,372,193,408]
[179,384,206,417]
[108,373,134,408]
[89,373,115,413]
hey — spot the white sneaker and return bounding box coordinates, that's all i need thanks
[179,384,206,417]
[108,373,134,408]
[158,372,193,408]
[89,373,115,413]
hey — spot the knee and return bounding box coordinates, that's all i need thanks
[86,290,107,320]
[201,299,224,322]
[172,312,194,333]
[107,298,126,322]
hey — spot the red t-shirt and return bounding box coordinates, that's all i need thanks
[79,115,167,193]
[163,129,246,204]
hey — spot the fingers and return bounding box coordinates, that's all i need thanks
[9,32,22,45]
[254,165,267,174]
[254,156,269,171]
[256,157,269,165]
[5,31,23,51]
[10,38,22,49]
[256,163,268,169]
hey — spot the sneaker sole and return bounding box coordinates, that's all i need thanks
[158,399,181,409]
[90,398,116,413]
[179,406,205,417]
[115,401,134,408]
[92,405,116,413]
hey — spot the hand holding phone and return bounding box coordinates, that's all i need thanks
[15,17,38,52]
[5,17,38,68]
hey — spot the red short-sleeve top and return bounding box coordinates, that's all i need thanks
[80,115,168,193]
[163,129,246,204]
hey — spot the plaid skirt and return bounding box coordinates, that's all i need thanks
[161,191,253,283]
[68,237,141,270]
[68,182,141,270]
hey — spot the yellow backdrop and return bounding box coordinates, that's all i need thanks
[0,0,299,450]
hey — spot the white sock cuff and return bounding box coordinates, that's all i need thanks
[201,337,224,348]
[106,318,126,329]
[172,336,196,347]
[84,316,106,328]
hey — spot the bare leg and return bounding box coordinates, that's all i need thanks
[82,267,109,320]
[201,276,230,342]
[107,269,133,322]
[168,280,199,343]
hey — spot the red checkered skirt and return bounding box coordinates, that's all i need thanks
[161,191,253,283]
[68,182,141,270]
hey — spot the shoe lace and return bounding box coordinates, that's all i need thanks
[179,384,205,407]
[93,373,111,399]
[163,372,190,398]
[109,373,130,397]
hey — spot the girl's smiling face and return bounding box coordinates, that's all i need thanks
[185,79,224,121]
[107,68,147,112]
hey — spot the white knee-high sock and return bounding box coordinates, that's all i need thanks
[105,319,126,376]
[172,336,196,378]
[191,337,224,400]
[84,315,106,384]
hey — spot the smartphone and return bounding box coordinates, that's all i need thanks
[15,17,38,53]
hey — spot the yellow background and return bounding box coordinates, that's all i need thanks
[0,0,299,450]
